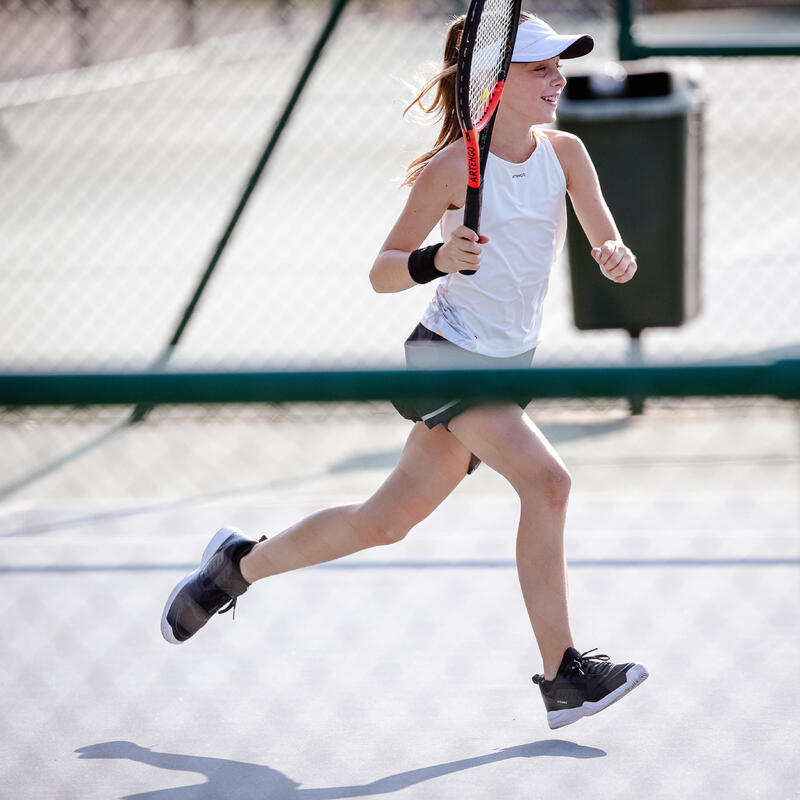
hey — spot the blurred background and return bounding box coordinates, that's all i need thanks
[0,2,798,798]
[0,0,798,369]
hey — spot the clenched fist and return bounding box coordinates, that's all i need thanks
[435,225,489,274]
[591,240,637,284]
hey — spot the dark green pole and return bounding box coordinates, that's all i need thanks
[131,0,351,423]
[617,0,638,61]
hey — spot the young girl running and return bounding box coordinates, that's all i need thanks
[162,14,648,730]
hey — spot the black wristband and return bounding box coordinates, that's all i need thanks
[408,243,446,284]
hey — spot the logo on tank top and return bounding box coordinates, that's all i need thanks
[512,172,527,179]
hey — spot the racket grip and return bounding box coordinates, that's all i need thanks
[460,185,482,276]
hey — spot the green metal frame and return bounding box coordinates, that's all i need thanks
[617,0,800,60]
[2,361,799,407]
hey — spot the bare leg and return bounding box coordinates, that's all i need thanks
[449,405,574,680]
[240,422,472,583]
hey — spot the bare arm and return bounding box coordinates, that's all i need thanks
[548,130,637,284]
[369,146,486,293]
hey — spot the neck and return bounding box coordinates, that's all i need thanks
[489,116,538,163]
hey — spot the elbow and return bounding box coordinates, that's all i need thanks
[370,249,415,293]
[369,259,394,293]
[369,263,384,293]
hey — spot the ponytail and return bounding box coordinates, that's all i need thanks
[402,11,533,187]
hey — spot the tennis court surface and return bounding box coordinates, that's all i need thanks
[1,402,797,799]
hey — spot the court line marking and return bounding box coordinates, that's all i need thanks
[1,557,798,574]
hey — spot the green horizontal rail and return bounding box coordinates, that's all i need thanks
[1,361,798,407]
[617,0,800,60]
[620,41,800,60]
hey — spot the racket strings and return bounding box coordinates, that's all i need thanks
[467,0,516,126]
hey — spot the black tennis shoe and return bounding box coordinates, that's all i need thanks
[161,527,262,644]
[533,647,649,729]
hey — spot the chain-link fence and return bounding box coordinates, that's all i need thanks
[1,0,798,370]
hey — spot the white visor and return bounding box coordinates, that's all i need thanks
[511,17,594,63]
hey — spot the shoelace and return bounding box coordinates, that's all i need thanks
[565,649,610,678]
[532,648,610,685]
[218,597,238,619]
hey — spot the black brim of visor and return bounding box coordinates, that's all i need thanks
[559,35,595,59]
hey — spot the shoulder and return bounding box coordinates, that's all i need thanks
[416,140,467,199]
[539,128,592,188]
[540,128,586,160]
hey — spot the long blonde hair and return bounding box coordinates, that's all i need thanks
[402,11,534,187]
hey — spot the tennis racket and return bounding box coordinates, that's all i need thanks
[455,0,521,274]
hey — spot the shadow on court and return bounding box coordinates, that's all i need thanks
[75,739,605,799]
[0,415,633,538]
[325,416,633,474]
[0,421,128,503]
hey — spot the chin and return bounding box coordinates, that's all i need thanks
[537,106,558,125]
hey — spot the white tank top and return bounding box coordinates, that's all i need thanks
[420,132,567,357]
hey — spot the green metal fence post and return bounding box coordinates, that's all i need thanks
[617,0,640,61]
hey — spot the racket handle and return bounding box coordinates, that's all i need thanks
[460,185,482,276]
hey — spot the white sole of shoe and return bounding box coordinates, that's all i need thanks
[547,663,649,730]
[160,526,243,645]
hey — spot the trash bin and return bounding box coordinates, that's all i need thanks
[556,63,704,336]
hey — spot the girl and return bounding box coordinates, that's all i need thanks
[162,14,648,731]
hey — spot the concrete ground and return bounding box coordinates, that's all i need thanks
[0,401,798,799]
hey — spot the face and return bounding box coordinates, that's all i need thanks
[503,58,567,125]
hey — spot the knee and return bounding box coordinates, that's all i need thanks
[516,460,572,511]
[368,519,412,547]
[352,505,413,547]
[543,463,572,510]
